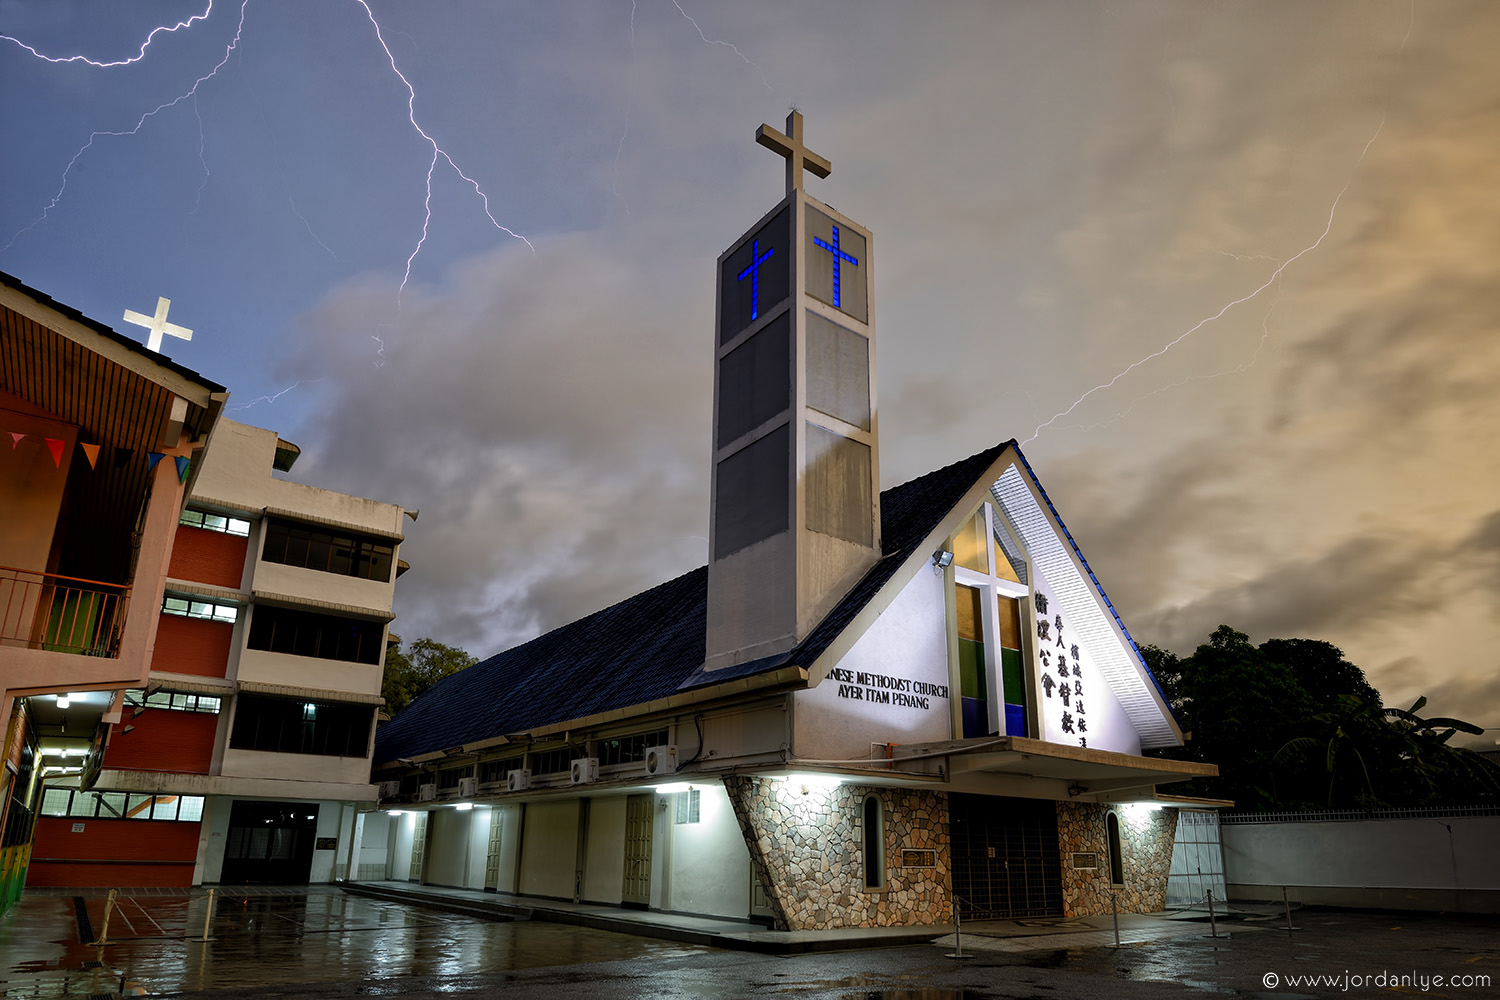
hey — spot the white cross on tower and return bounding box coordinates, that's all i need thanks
[123,297,193,354]
[755,110,832,195]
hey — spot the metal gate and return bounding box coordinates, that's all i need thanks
[949,794,1063,919]
[621,794,653,908]
[220,800,318,884]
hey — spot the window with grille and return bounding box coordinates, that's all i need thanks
[261,517,394,582]
[674,789,700,824]
[40,788,205,822]
[595,729,670,767]
[125,689,223,714]
[530,746,578,775]
[162,595,239,623]
[229,695,374,757]
[247,605,384,665]
[180,508,251,536]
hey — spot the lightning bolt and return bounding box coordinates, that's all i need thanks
[227,378,324,412]
[4,1,532,294]
[668,0,772,90]
[1,1,250,254]
[610,0,638,215]
[349,0,534,296]
[191,97,211,214]
[371,334,387,368]
[1064,278,1283,435]
[1023,116,1385,445]
[0,1,215,68]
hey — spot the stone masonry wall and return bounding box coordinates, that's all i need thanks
[1056,802,1177,917]
[722,776,950,930]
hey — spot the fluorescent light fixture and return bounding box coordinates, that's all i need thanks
[453,802,474,811]
[788,773,843,791]
[387,810,405,816]
[654,782,695,795]
[55,695,70,709]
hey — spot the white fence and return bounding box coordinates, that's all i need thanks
[1220,808,1500,913]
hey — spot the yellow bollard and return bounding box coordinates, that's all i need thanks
[96,889,118,945]
[199,887,217,942]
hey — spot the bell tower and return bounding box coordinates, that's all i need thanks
[705,112,881,671]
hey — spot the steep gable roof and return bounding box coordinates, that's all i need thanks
[991,453,1181,748]
[373,443,1008,763]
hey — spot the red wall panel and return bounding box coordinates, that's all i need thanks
[27,816,200,888]
[150,613,233,678]
[103,707,217,773]
[167,525,248,589]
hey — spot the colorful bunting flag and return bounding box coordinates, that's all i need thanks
[44,438,65,467]
[146,452,166,472]
[80,443,100,469]
[174,455,190,484]
[8,432,23,449]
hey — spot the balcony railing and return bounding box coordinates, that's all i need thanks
[0,566,131,657]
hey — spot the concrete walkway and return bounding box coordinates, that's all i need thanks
[340,880,1228,955]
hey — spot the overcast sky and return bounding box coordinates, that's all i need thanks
[3,1,1496,737]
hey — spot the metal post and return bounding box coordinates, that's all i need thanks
[945,895,974,959]
[1206,887,1221,939]
[199,888,217,942]
[97,889,117,945]
[1282,885,1296,933]
[1110,887,1121,948]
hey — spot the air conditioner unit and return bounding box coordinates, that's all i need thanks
[418,783,437,802]
[644,745,677,777]
[506,769,531,792]
[570,758,599,785]
[458,776,478,797]
[377,780,401,798]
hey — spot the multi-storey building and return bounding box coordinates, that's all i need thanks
[0,270,226,911]
[26,418,408,888]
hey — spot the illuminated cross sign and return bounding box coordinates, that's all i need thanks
[812,226,859,309]
[736,239,774,321]
[123,297,193,353]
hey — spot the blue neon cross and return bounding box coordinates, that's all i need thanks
[736,239,775,320]
[812,225,859,308]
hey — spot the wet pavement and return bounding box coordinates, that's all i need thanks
[1,887,705,997]
[2,888,1496,999]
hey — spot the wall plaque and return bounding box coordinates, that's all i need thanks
[1072,852,1098,869]
[315,837,338,851]
[901,849,937,868]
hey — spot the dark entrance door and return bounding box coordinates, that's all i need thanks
[949,793,1063,919]
[220,800,319,884]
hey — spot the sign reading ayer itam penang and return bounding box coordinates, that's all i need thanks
[825,666,949,711]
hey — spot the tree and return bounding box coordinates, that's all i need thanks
[1137,643,1183,712]
[1258,638,1380,706]
[382,636,478,717]
[1160,626,1314,808]
[1148,625,1500,809]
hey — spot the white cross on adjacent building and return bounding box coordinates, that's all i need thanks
[756,110,832,194]
[123,296,193,353]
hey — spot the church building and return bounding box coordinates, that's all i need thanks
[367,114,1217,930]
